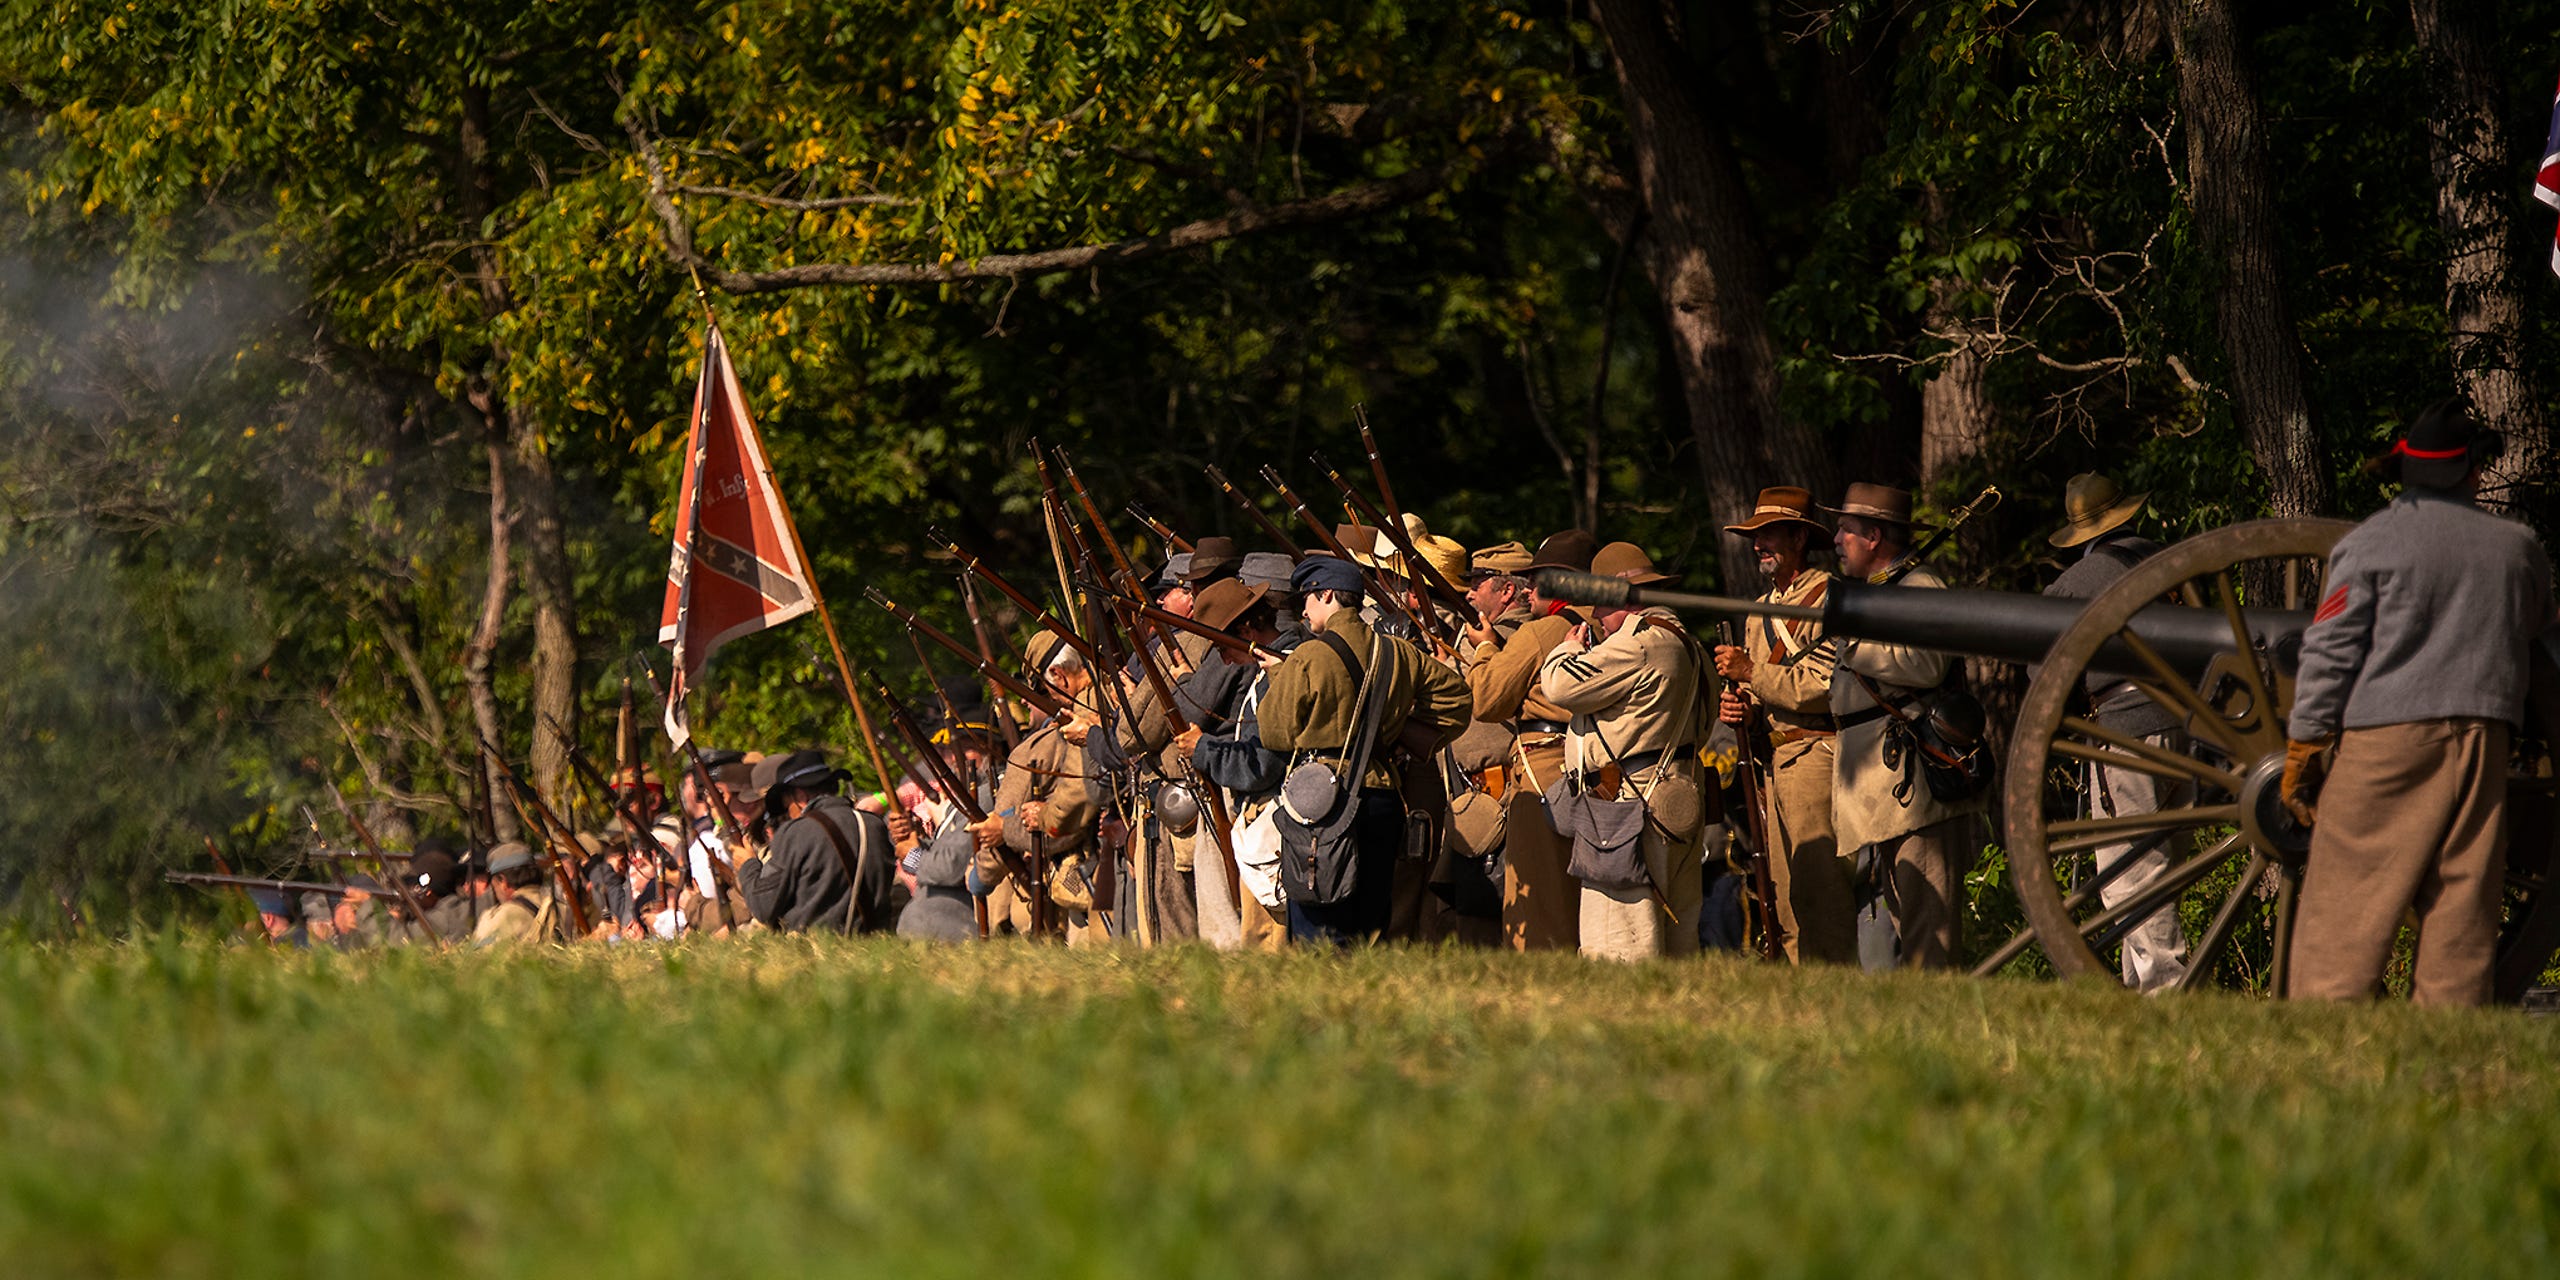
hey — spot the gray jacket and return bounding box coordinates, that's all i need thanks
[2043,531,2177,739]
[2289,491,2553,738]
[739,794,904,934]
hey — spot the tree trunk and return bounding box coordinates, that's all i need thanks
[2410,0,2550,510]
[459,77,578,806]
[513,429,578,805]
[2170,0,2330,517]
[463,432,522,844]
[1920,275,2025,844]
[1589,0,1838,588]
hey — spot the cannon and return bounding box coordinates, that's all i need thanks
[1541,517,2560,999]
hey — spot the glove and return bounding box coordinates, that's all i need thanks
[2279,737,2332,828]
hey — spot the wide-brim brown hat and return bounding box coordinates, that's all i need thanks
[1180,536,1241,584]
[1332,523,1384,569]
[2048,472,2149,549]
[1190,578,1269,632]
[1528,529,1601,573]
[1591,540,1675,586]
[1822,482,1914,526]
[1724,486,1828,537]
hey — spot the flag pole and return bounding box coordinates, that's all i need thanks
[702,319,911,822]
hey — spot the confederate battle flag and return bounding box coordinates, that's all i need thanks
[2538,74,2560,276]
[657,324,816,746]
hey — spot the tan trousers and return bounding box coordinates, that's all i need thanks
[1766,737,1855,965]
[1871,815,1976,970]
[2289,718,2509,1006]
[1502,737,1579,951]
[1577,760,1708,962]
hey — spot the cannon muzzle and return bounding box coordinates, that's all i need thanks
[1535,569,2306,680]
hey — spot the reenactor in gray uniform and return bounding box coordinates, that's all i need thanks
[1826,483,1984,969]
[2283,402,2555,1005]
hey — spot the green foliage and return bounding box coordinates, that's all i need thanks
[5,937,2559,1275]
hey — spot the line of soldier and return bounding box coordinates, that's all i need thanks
[219,404,2556,1006]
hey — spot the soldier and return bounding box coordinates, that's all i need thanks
[1256,555,1470,944]
[2041,472,2188,991]
[388,846,474,944]
[1181,536,1243,590]
[970,632,1102,943]
[2283,401,2554,1005]
[735,749,902,934]
[1164,576,1274,946]
[471,843,557,946]
[1826,483,1984,969]
[1713,486,1855,965]
[1431,541,1537,946]
[1467,528,1600,950]
[1538,542,1715,960]
[1187,579,1304,951]
[896,799,982,944]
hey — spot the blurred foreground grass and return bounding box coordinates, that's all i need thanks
[2,936,2555,1278]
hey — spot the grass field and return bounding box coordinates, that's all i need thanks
[3,937,2555,1278]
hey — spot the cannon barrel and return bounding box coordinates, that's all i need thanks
[1535,570,2308,681]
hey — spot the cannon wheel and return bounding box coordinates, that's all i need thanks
[1987,518,2560,997]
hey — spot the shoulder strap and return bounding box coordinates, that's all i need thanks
[805,806,875,932]
[1315,629,1363,686]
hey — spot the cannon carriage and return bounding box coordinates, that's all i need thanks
[1541,516,2560,998]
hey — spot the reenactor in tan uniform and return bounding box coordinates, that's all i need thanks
[1433,541,1539,946]
[1825,484,1983,969]
[971,631,1101,943]
[1537,542,1715,960]
[471,843,559,947]
[1713,486,1856,964]
[1257,556,1470,943]
[2283,402,2555,1005]
[1467,529,1600,950]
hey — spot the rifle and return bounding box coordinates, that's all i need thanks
[167,872,383,898]
[1034,443,1087,643]
[199,835,272,944]
[323,785,453,949]
[1204,463,1303,558]
[472,742,599,939]
[630,658,750,932]
[1126,502,1193,554]
[866,586,1069,718]
[1715,620,1787,962]
[546,711,690,931]
[1354,403,1401,520]
[1888,485,2003,584]
[957,572,1025,752]
[1259,464,1435,637]
[1310,449,1468,649]
[929,528,1104,668]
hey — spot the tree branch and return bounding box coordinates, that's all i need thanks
[627,116,1471,294]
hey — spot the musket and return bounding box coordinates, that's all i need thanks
[1055,448,1151,599]
[545,711,686,930]
[1033,443,1086,641]
[929,528,1103,666]
[1354,403,1402,522]
[1126,502,1193,554]
[866,586,1068,717]
[1260,464,1434,636]
[1311,450,1466,649]
[471,741,599,938]
[298,804,415,931]
[1891,485,2003,583]
[324,784,451,949]
[1083,582,1279,663]
[1715,619,1787,963]
[168,872,383,898]
[872,675,1031,928]
[1204,463,1303,558]
[199,834,272,944]
[629,656,746,933]
[957,572,1025,751]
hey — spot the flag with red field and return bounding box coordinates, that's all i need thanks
[658,324,815,746]
[2537,74,2560,275]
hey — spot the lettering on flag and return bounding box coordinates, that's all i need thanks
[658,325,817,745]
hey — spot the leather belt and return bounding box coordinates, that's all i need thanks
[1833,694,1916,732]
[1772,726,1836,747]
[1517,718,1569,735]
[1582,746,1688,781]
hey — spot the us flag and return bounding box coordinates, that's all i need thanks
[657,323,817,747]
[2538,74,2560,276]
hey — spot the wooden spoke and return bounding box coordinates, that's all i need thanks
[2054,716,2245,792]
[2172,852,2271,991]
[2072,833,2246,947]
[2212,569,2285,752]
[2048,803,2240,857]
[2268,862,2300,998]
[2178,579,2207,610]
[2126,672,2255,761]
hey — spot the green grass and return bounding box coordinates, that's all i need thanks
[3,937,2556,1278]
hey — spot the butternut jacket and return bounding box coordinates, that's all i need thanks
[1829,565,1982,848]
[1259,610,1470,789]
